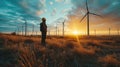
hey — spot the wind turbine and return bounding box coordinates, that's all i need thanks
[117,28,119,35]
[32,24,34,35]
[16,25,23,35]
[46,24,51,36]
[19,22,26,36]
[109,28,111,36]
[94,29,96,36]
[22,25,24,35]
[55,21,61,36]
[80,0,102,36]
[62,20,65,37]
[24,19,27,36]
[18,24,25,36]
[55,24,58,36]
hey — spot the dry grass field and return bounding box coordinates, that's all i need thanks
[0,34,120,67]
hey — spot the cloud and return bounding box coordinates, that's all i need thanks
[51,8,57,16]
[68,0,120,29]
[0,0,45,32]
[64,0,71,4]
[36,10,44,15]
[71,0,120,19]
[44,9,47,12]
[0,0,44,20]
[40,0,46,6]
[61,8,72,14]
[55,0,71,4]
[55,0,64,2]
[50,2,53,5]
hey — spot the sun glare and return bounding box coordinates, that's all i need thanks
[73,31,79,35]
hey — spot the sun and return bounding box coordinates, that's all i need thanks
[73,31,79,35]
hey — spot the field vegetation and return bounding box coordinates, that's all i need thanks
[0,34,120,67]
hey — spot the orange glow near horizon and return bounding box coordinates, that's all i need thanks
[73,30,79,35]
[67,16,87,35]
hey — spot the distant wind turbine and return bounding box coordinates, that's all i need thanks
[55,21,61,36]
[17,26,20,35]
[94,29,96,36]
[19,23,26,36]
[47,24,52,36]
[55,24,58,36]
[16,25,22,35]
[80,0,102,36]
[118,29,119,35]
[22,25,24,35]
[24,19,27,36]
[62,20,65,37]
[109,28,111,36]
[32,24,34,35]
[17,24,25,36]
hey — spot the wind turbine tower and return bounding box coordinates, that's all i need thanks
[17,26,19,35]
[22,25,24,36]
[118,29,119,35]
[24,19,27,36]
[80,0,102,36]
[109,28,111,36]
[56,25,58,36]
[62,20,65,37]
[94,29,96,36]
[32,24,34,35]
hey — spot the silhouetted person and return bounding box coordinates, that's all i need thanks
[40,18,47,46]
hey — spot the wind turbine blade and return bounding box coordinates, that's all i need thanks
[86,0,89,12]
[90,13,102,17]
[80,13,88,22]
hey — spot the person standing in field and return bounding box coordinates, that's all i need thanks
[40,17,47,46]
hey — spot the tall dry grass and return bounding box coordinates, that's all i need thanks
[0,34,120,67]
[98,54,120,67]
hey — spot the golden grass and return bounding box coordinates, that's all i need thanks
[98,54,120,67]
[0,34,120,67]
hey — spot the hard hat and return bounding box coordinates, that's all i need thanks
[42,17,46,21]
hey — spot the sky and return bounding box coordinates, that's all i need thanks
[0,0,120,35]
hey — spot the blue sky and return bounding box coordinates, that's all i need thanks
[0,0,72,32]
[0,0,120,34]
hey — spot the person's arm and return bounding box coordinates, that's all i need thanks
[40,23,43,31]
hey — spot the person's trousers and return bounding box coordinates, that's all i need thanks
[41,32,46,46]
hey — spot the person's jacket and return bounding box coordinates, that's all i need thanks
[40,22,47,32]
